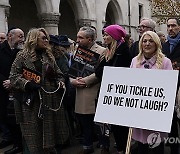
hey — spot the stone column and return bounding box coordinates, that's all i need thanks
[39,13,60,35]
[0,1,10,33]
[78,19,92,28]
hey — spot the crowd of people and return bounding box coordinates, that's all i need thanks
[0,17,179,154]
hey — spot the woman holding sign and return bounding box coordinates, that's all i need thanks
[130,31,173,154]
[9,28,65,154]
[95,25,132,154]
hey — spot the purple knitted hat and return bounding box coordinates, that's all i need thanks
[104,25,126,42]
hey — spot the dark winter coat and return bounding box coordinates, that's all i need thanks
[95,42,132,79]
[0,40,19,121]
[129,40,139,58]
[162,41,180,87]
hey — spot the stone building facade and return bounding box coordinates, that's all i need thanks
[0,0,152,41]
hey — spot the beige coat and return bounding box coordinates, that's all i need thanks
[74,43,106,114]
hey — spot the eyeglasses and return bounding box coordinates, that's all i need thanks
[137,25,151,29]
[39,36,48,41]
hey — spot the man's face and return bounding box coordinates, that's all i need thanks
[103,32,113,45]
[138,20,153,37]
[9,29,25,49]
[167,19,180,38]
[76,30,92,48]
[0,33,6,44]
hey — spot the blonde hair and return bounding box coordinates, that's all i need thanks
[105,39,117,62]
[23,28,54,61]
[136,31,165,69]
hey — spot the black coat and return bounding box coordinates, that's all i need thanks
[129,41,139,58]
[162,41,180,61]
[0,40,19,121]
[162,41,180,88]
[95,42,132,80]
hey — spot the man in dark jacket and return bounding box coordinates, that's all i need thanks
[162,18,180,154]
[0,28,24,154]
[130,17,156,58]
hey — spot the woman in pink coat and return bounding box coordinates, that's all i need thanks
[130,31,173,154]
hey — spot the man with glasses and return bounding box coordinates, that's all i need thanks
[130,17,156,58]
[162,18,180,154]
[0,27,24,154]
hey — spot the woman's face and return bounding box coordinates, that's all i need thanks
[142,34,156,58]
[37,31,49,49]
[103,32,113,45]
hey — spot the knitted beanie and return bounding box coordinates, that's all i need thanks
[104,25,126,42]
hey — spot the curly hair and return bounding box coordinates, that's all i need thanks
[23,28,54,62]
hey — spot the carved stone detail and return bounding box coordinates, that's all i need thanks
[0,3,10,17]
[39,13,60,26]
[78,19,91,28]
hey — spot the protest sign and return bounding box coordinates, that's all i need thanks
[22,67,41,83]
[68,46,100,78]
[94,66,178,133]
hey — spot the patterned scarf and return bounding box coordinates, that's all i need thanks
[167,33,180,53]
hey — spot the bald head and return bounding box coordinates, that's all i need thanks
[7,28,24,49]
[0,32,6,44]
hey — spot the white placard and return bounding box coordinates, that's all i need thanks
[94,67,178,133]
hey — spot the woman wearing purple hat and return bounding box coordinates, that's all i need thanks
[95,25,132,154]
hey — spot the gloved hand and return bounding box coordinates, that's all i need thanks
[25,81,41,91]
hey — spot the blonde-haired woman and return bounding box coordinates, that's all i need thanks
[10,28,65,154]
[130,31,173,154]
[95,25,132,154]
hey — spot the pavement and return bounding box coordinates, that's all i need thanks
[0,134,172,154]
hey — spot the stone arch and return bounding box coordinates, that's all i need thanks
[8,0,41,34]
[59,0,77,40]
[105,0,123,25]
[34,0,60,13]
[67,0,89,27]
[58,0,89,40]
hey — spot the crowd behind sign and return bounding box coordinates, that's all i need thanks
[94,67,178,133]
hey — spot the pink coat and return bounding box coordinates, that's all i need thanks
[130,55,173,144]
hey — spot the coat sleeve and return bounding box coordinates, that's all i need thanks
[130,57,136,68]
[82,73,99,87]
[9,53,29,91]
[163,57,173,70]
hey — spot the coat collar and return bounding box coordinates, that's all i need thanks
[141,55,157,68]
[90,43,99,53]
